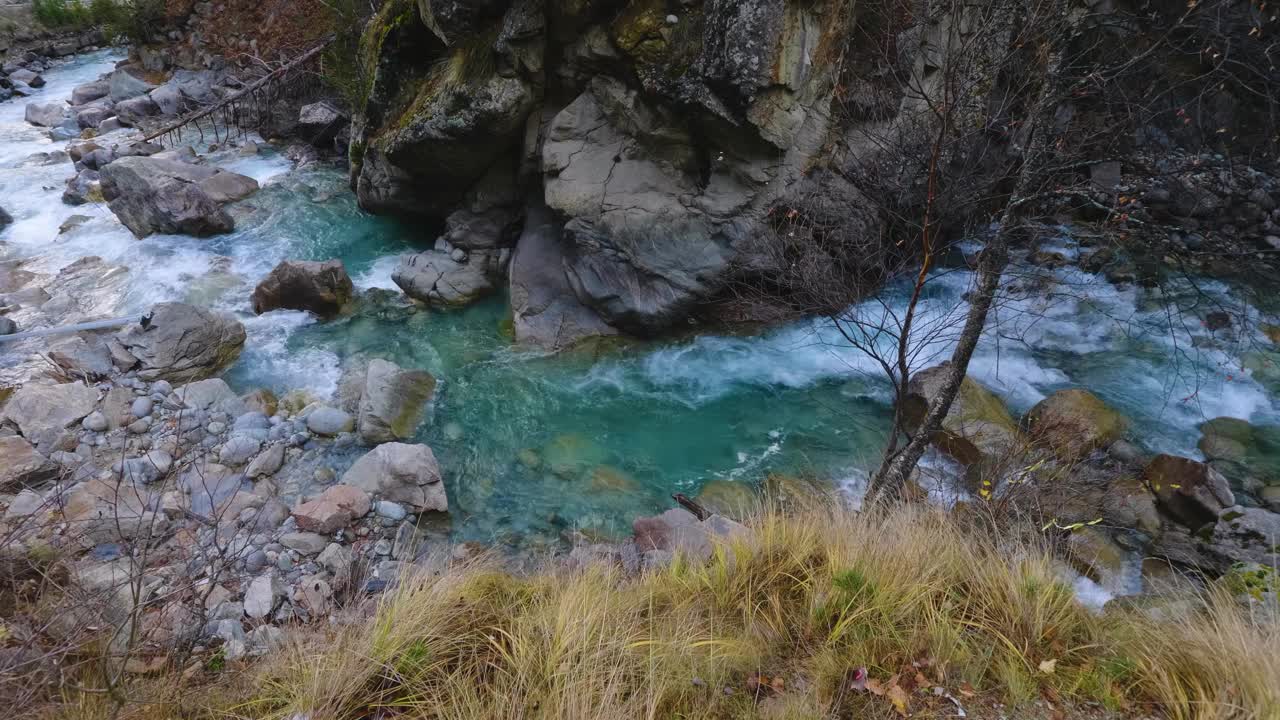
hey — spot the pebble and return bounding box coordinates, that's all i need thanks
[81,411,108,432]
[130,397,154,418]
[128,418,151,434]
[206,421,227,434]
[374,539,392,556]
[375,500,407,521]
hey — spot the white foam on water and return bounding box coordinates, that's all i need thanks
[354,253,403,290]
[236,311,342,398]
[1072,575,1115,612]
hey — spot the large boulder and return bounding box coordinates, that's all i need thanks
[392,249,504,306]
[1143,454,1236,529]
[900,364,1023,483]
[356,359,436,445]
[114,303,246,382]
[2,382,99,450]
[1025,389,1126,462]
[71,80,110,105]
[296,101,347,146]
[24,102,68,127]
[99,156,248,237]
[341,442,447,512]
[108,68,157,102]
[250,260,354,318]
[509,202,617,350]
[0,436,57,490]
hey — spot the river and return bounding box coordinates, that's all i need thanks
[3,51,1279,550]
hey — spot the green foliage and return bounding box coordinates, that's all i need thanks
[32,0,92,28]
[319,0,374,112]
[104,0,166,45]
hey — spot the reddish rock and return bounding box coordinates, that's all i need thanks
[292,484,372,533]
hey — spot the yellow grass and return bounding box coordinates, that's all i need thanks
[49,505,1280,720]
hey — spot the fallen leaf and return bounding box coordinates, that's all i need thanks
[887,684,910,716]
[771,676,785,694]
[1038,659,1057,675]
[958,682,976,698]
[866,678,886,696]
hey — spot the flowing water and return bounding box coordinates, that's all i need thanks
[4,53,1280,556]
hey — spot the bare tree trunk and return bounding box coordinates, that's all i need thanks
[867,9,1071,503]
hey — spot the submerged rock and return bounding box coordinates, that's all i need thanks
[250,260,354,318]
[115,303,246,382]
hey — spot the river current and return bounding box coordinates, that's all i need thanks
[4,52,1279,552]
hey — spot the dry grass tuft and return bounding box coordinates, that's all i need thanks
[36,505,1280,720]
[209,506,1278,720]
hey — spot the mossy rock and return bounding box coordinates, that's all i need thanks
[902,365,1022,475]
[1220,562,1278,602]
[1025,388,1126,462]
[761,472,831,512]
[1066,526,1127,583]
[279,389,321,417]
[588,465,640,493]
[610,0,671,66]
[1197,417,1280,491]
[695,480,758,520]
[542,433,609,479]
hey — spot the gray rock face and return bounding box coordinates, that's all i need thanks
[356,359,436,445]
[99,157,245,237]
[341,442,447,512]
[0,436,57,490]
[392,249,505,306]
[24,102,68,127]
[509,203,617,351]
[246,443,285,478]
[306,407,354,436]
[114,303,246,382]
[250,260,353,318]
[3,382,99,450]
[76,105,112,129]
[351,0,849,334]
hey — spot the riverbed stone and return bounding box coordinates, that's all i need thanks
[1144,454,1235,529]
[115,303,246,382]
[198,171,260,203]
[71,80,110,105]
[109,68,157,102]
[306,407,354,436]
[356,359,436,445]
[1026,389,1126,462]
[292,484,372,533]
[243,574,282,619]
[0,436,57,490]
[3,382,99,450]
[280,531,328,554]
[250,260,353,318]
[24,101,68,127]
[218,436,262,466]
[246,443,285,478]
[342,443,447,512]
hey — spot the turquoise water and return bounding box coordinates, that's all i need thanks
[6,53,1280,548]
